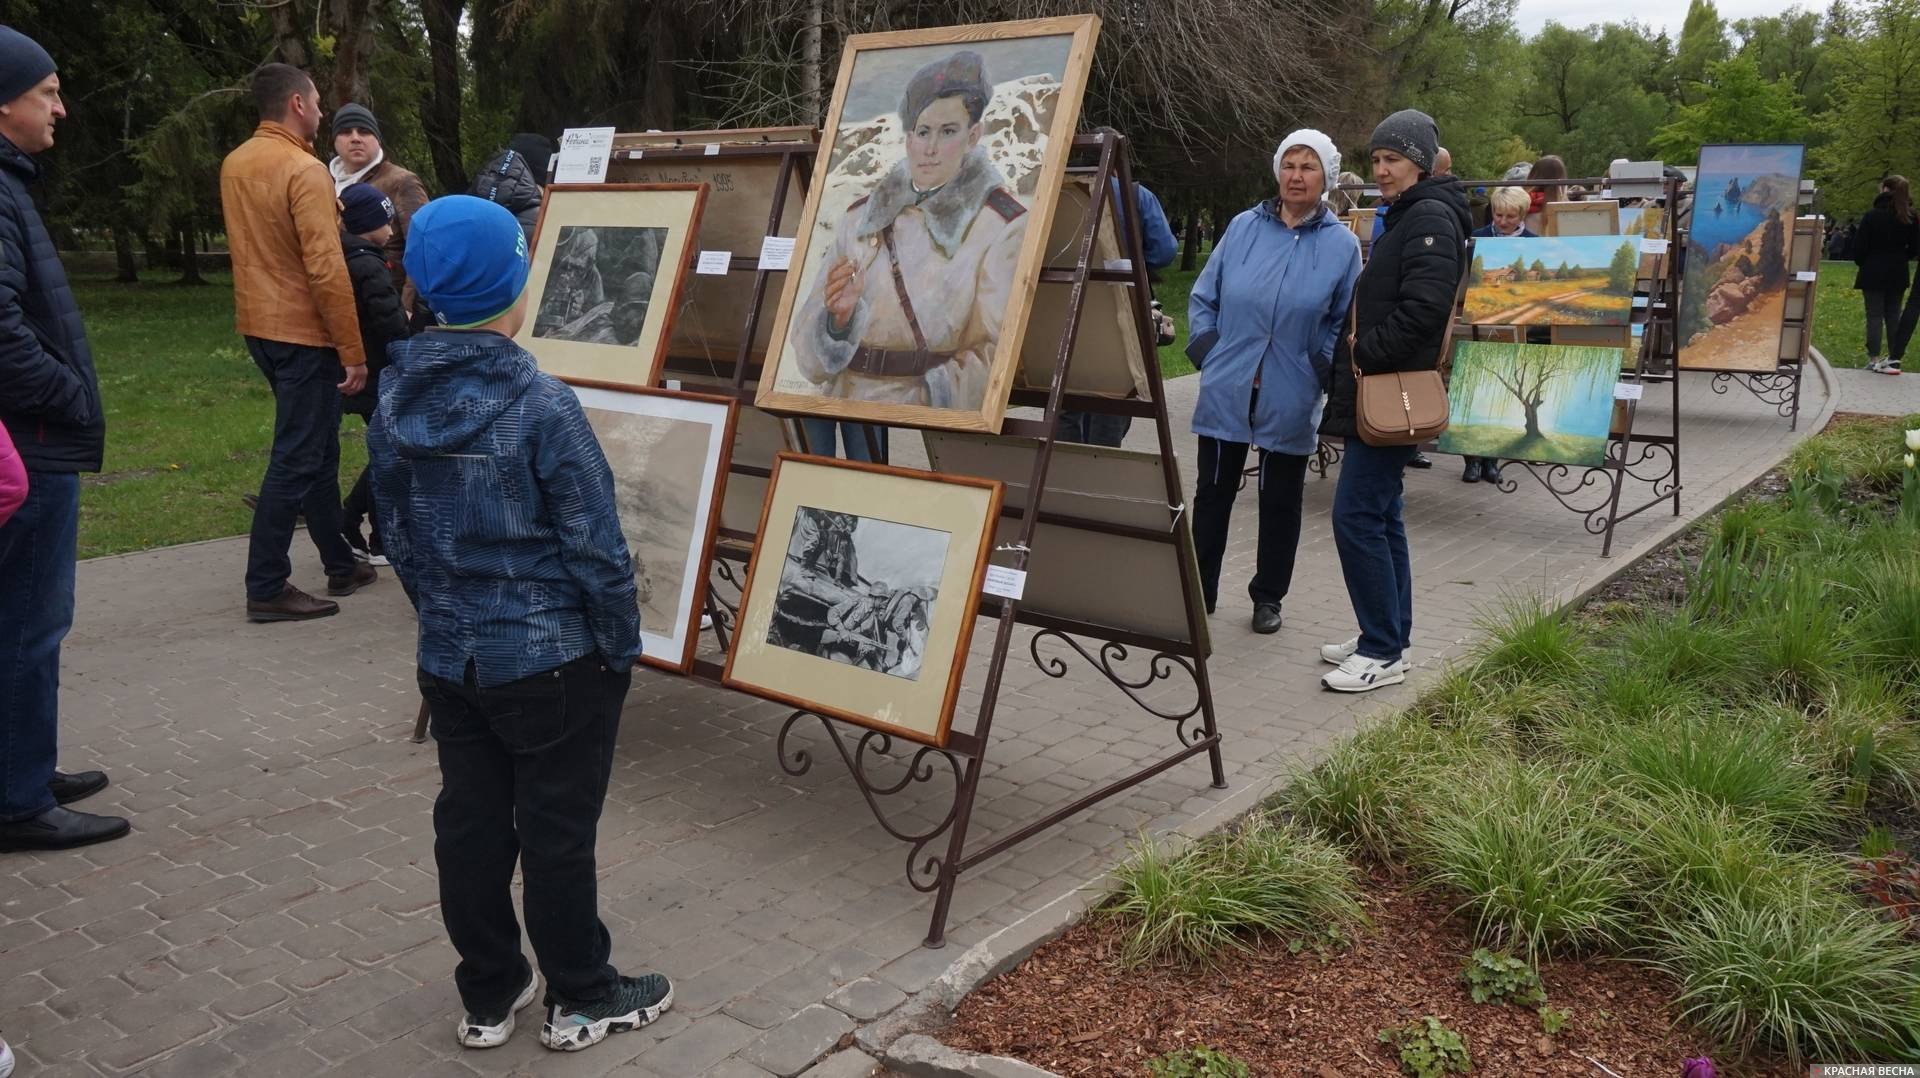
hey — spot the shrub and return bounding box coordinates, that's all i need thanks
[1147,1045,1250,1078]
[1100,818,1366,968]
[1461,947,1545,1005]
[1656,885,1920,1066]
[1378,1017,1472,1077]
[1414,761,1633,957]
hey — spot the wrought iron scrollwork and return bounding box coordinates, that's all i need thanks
[706,557,746,642]
[776,711,962,892]
[1710,369,1800,419]
[1494,435,1680,535]
[1028,630,1207,747]
[1309,439,1345,479]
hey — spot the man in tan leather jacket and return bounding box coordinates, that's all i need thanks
[790,50,1027,411]
[219,62,374,623]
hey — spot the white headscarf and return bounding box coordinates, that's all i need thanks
[1273,129,1341,198]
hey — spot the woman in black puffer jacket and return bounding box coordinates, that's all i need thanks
[470,133,556,243]
[1853,175,1915,374]
[1318,109,1470,694]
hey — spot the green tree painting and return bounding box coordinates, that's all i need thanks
[1437,342,1621,466]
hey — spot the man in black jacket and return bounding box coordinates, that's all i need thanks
[337,182,410,562]
[0,26,131,851]
[471,133,555,243]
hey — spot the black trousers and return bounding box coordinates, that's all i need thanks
[244,337,356,599]
[1866,288,1905,356]
[342,464,380,551]
[1192,437,1308,612]
[421,653,631,1015]
[1892,287,1920,362]
[1055,411,1132,447]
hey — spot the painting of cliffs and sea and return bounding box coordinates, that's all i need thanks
[1677,144,1805,372]
[756,17,1101,434]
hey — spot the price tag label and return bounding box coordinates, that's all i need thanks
[1640,238,1670,255]
[983,564,1027,600]
[665,379,682,391]
[554,127,615,183]
[1614,382,1644,401]
[1795,270,1817,282]
[1632,295,1649,308]
[757,236,796,271]
[704,143,720,156]
[696,250,732,275]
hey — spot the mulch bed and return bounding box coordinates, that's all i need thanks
[943,871,1792,1077]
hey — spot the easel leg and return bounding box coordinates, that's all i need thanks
[924,756,982,947]
[410,698,429,744]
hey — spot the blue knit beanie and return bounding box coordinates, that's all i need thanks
[0,26,57,107]
[339,183,394,235]
[403,196,530,328]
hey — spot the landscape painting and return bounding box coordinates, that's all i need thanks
[1464,235,1638,326]
[1678,143,1805,371]
[1437,341,1621,467]
[756,16,1101,433]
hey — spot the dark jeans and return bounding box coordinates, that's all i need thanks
[422,652,631,1014]
[245,337,357,600]
[1892,288,1920,362]
[0,472,78,821]
[799,419,887,463]
[342,464,379,551]
[1865,289,1905,356]
[1192,438,1308,612]
[1055,411,1132,447]
[1332,437,1416,662]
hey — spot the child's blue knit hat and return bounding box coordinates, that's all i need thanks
[402,195,530,328]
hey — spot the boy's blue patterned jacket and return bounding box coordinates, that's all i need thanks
[368,328,641,687]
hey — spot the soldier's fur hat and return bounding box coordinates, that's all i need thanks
[900,50,990,128]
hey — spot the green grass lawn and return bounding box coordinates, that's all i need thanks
[71,270,367,558]
[1814,260,1867,369]
[1154,247,1209,381]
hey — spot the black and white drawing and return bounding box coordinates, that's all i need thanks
[767,506,947,680]
[533,225,666,346]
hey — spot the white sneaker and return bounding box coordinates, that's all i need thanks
[457,972,538,1048]
[1321,654,1408,693]
[1868,357,1903,375]
[1321,637,1359,665]
[369,553,391,567]
[0,1034,15,1078]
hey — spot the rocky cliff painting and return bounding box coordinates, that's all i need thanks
[1677,144,1805,372]
[757,16,1101,434]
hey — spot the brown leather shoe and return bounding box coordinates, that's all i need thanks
[326,563,378,596]
[247,585,340,622]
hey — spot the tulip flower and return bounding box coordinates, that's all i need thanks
[1907,428,1920,451]
[1909,452,1918,470]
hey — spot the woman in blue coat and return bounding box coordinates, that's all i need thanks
[1186,129,1362,634]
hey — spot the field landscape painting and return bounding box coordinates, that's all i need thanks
[1464,235,1638,326]
[1677,143,1805,371]
[1437,340,1622,467]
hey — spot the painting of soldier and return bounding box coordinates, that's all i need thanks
[517,184,706,389]
[758,16,1101,433]
[766,506,946,682]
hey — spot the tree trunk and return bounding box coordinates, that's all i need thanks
[326,0,378,111]
[113,227,139,283]
[639,6,678,131]
[801,0,824,123]
[178,222,205,285]
[1522,399,1543,440]
[1180,208,1201,271]
[421,0,468,194]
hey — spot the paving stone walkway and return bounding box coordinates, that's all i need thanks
[0,368,1832,1077]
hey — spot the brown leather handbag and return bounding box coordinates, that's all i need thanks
[1347,303,1451,447]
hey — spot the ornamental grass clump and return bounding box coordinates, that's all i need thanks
[1589,709,1839,841]
[1601,787,1850,922]
[1281,716,1505,863]
[1655,882,1920,1066]
[1471,597,1587,684]
[1100,818,1366,968]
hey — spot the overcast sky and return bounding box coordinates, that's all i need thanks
[1512,0,1823,36]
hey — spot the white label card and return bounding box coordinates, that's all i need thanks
[704,143,720,156]
[757,236,796,271]
[983,565,1027,600]
[1795,270,1818,282]
[1614,382,1644,401]
[1640,238,1670,255]
[553,127,615,184]
[1632,296,1649,308]
[696,250,732,276]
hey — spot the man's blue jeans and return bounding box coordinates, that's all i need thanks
[1332,437,1416,663]
[0,471,78,822]
[799,418,887,463]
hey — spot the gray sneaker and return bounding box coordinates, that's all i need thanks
[540,973,673,1052]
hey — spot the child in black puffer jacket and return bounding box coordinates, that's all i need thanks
[337,182,413,564]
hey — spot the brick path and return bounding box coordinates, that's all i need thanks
[0,369,1829,1077]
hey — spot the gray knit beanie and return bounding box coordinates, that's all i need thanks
[1368,109,1439,174]
[331,102,382,144]
[0,26,56,107]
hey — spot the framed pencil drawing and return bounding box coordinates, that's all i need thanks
[1542,200,1620,237]
[571,385,736,673]
[755,15,1102,433]
[723,455,1003,748]
[518,184,707,390]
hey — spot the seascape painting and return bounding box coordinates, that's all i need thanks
[1677,144,1805,372]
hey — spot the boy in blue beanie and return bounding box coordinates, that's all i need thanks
[367,195,667,1053]
[337,182,409,563]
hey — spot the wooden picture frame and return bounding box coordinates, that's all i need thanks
[1543,200,1621,237]
[608,130,815,367]
[754,15,1102,433]
[570,385,737,674]
[723,454,1003,748]
[519,183,708,391]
